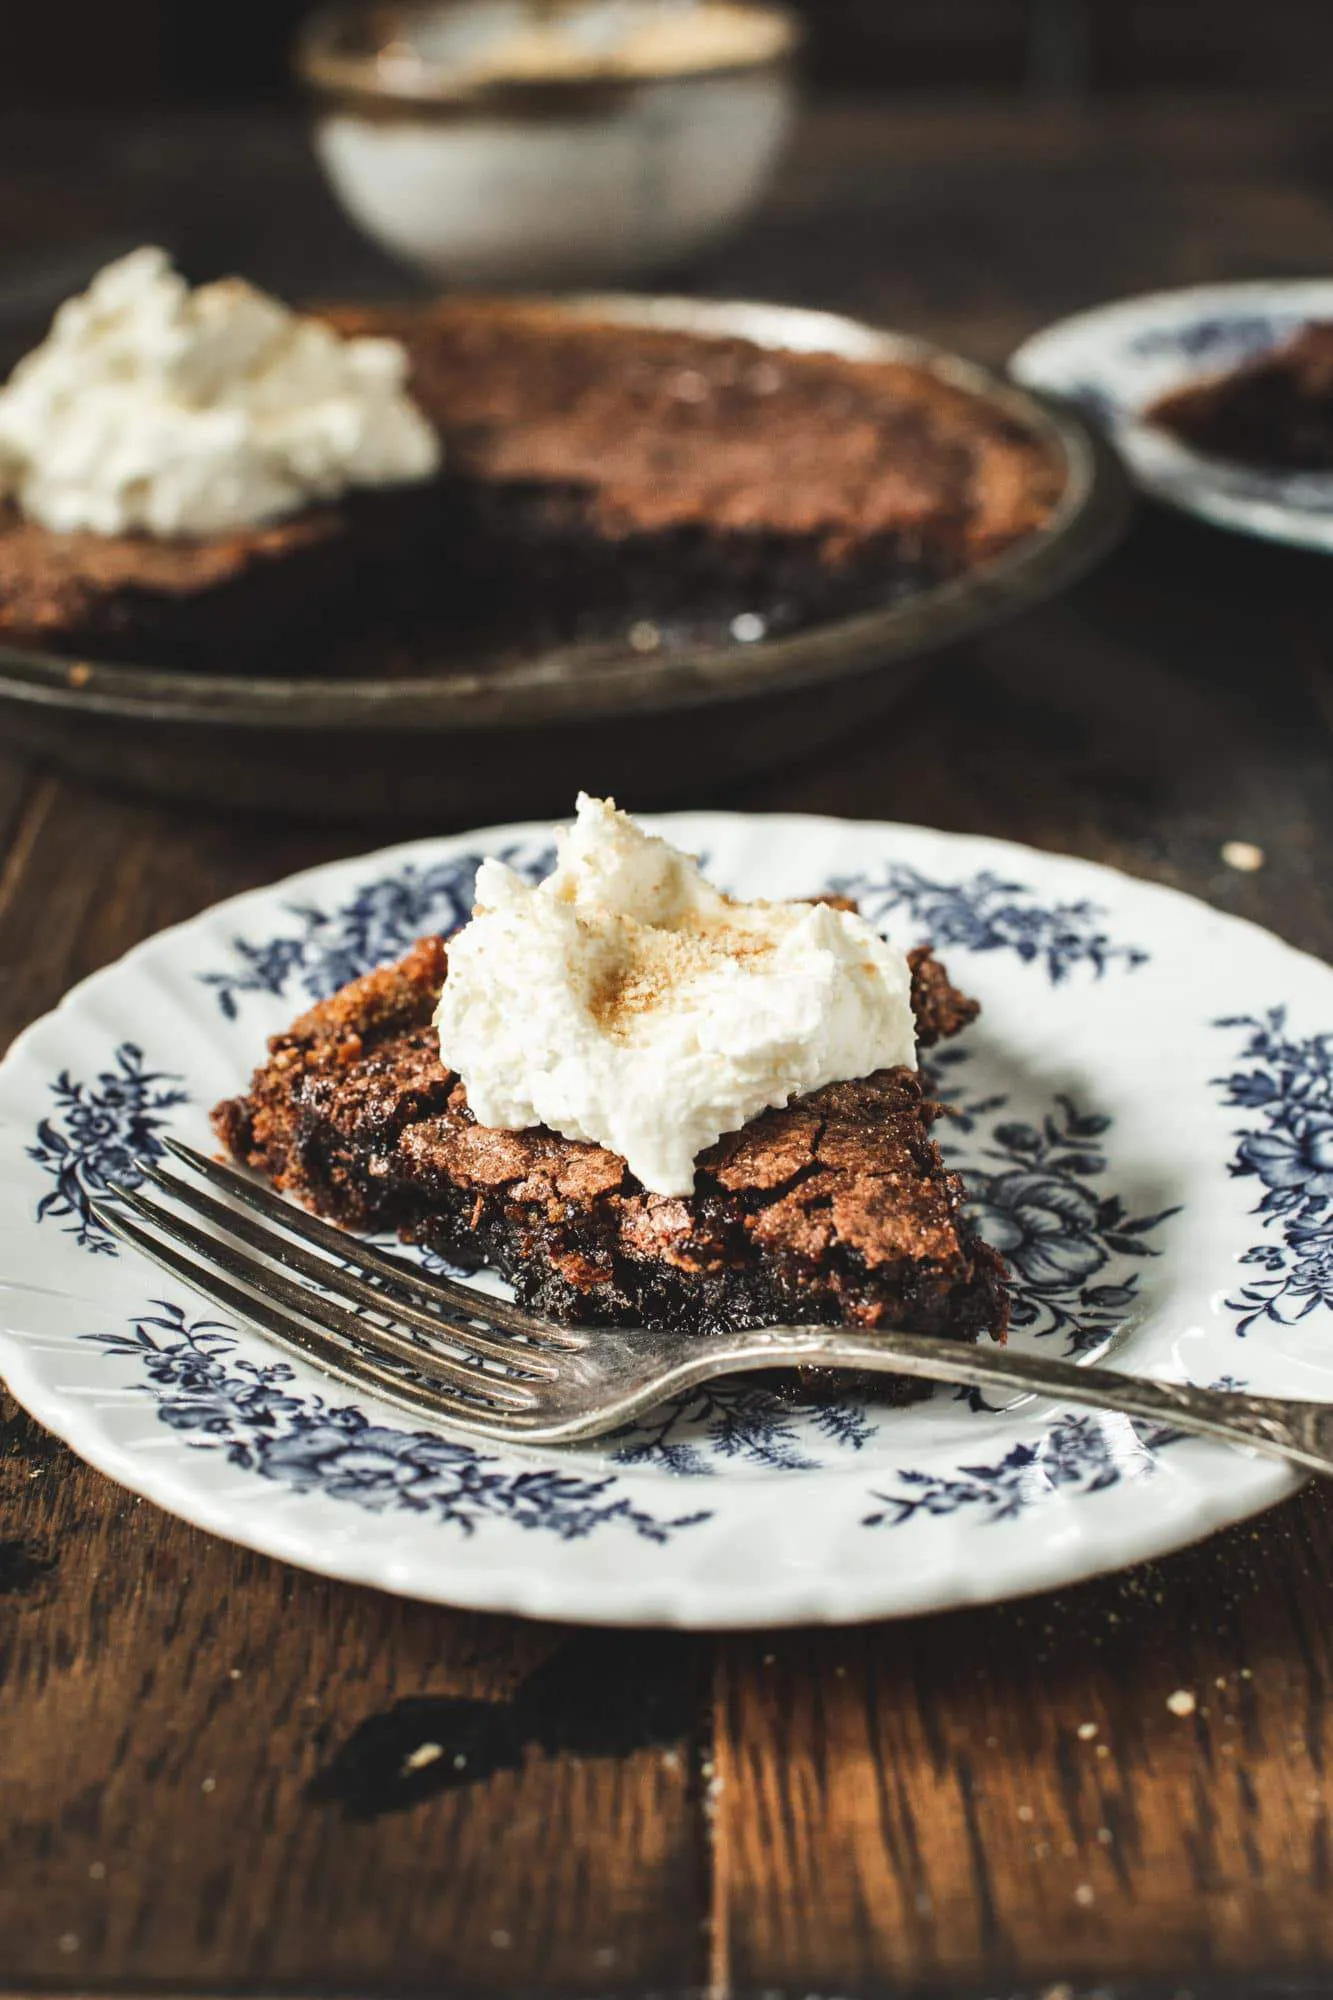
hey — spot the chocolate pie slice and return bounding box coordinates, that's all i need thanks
[1145,321,1333,471]
[212,934,1009,1344]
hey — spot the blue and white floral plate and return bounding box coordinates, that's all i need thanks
[2,813,1332,1628]
[1011,281,1333,550]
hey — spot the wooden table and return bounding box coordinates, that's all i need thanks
[4,92,1333,2000]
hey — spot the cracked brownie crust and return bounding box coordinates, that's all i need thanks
[213,933,1009,1344]
[335,299,1062,566]
[325,299,1065,650]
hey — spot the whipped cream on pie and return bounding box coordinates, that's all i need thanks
[435,794,917,1196]
[0,247,440,539]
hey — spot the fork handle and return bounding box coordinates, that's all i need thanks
[691,1327,1333,1479]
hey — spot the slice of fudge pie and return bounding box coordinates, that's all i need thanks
[214,799,1009,1345]
[1145,321,1333,471]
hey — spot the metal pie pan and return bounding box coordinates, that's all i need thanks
[0,296,1129,820]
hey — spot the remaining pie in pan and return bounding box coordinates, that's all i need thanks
[0,252,1065,673]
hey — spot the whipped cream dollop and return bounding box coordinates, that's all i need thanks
[435,794,917,1196]
[0,247,440,538]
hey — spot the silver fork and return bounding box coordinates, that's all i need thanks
[88,1138,1333,1476]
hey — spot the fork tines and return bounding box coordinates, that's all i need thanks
[90,1138,577,1428]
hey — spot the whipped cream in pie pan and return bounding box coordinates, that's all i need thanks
[0,248,439,539]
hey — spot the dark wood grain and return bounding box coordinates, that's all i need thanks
[5,90,1333,2000]
[0,1373,708,1996]
[713,1486,1333,1996]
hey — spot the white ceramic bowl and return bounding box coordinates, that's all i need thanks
[297,1,798,288]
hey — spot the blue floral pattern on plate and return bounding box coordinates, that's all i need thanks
[864,1413,1167,1527]
[827,862,1148,983]
[200,841,555,1018]
[27,1044,189,1255]
[614,1381,876,1477]
[1216,1010,1333,1334]
[864,1377,1246,1528]
[83,1305,710,1544]
[953,1075,1177,1355]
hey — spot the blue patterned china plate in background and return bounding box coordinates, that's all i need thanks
[1011,280,1333,551]
[2,812,1333,1627]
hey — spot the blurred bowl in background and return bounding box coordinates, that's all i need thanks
[295,0,799,288]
